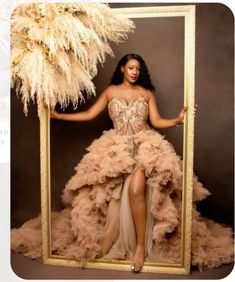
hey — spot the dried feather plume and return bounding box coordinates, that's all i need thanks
[11,3,135,115]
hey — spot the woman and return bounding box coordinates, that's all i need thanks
[12,54,233,272]
[51,53,186,272]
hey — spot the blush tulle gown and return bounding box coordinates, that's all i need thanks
[11,95,234,271]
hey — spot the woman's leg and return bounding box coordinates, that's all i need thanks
[129,167,146,272]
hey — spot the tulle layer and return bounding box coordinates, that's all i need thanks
[11,129,234,270]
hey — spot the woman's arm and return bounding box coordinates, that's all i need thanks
[50,87,111,121]
[148,91,187,129]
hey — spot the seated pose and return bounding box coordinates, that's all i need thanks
[12,54,234,273]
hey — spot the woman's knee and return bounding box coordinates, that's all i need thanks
[129,168,146,199]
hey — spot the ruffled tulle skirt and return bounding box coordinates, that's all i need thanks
[11,128,234,271]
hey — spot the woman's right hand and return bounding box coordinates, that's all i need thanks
[50,110,60,119]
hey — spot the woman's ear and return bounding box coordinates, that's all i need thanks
[121,66,124,73]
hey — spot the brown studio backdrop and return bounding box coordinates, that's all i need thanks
[11,3,234,229]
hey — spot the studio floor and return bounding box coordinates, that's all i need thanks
[11,253,234,280]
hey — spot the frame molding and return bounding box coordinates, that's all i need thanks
[40,5,195,275]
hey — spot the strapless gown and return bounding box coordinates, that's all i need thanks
[11,96,234,271]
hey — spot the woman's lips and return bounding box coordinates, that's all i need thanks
[131,76,137,80]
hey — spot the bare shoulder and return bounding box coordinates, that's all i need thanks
[141,88,156,102]
[104,85,119,101]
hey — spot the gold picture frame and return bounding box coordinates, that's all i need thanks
[39,5,195,275]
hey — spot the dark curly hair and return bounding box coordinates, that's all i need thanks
[110,54,155,90]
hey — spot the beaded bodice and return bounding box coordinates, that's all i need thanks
[108,96,149,136]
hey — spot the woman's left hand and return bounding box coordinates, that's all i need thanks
[177,106,188,123]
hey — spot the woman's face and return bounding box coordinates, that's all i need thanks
[121,59,140,84]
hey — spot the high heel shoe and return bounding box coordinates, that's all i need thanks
[130,243,145,273]
[131,264,142,273]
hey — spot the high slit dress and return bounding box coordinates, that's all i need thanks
[11,95,234,271]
